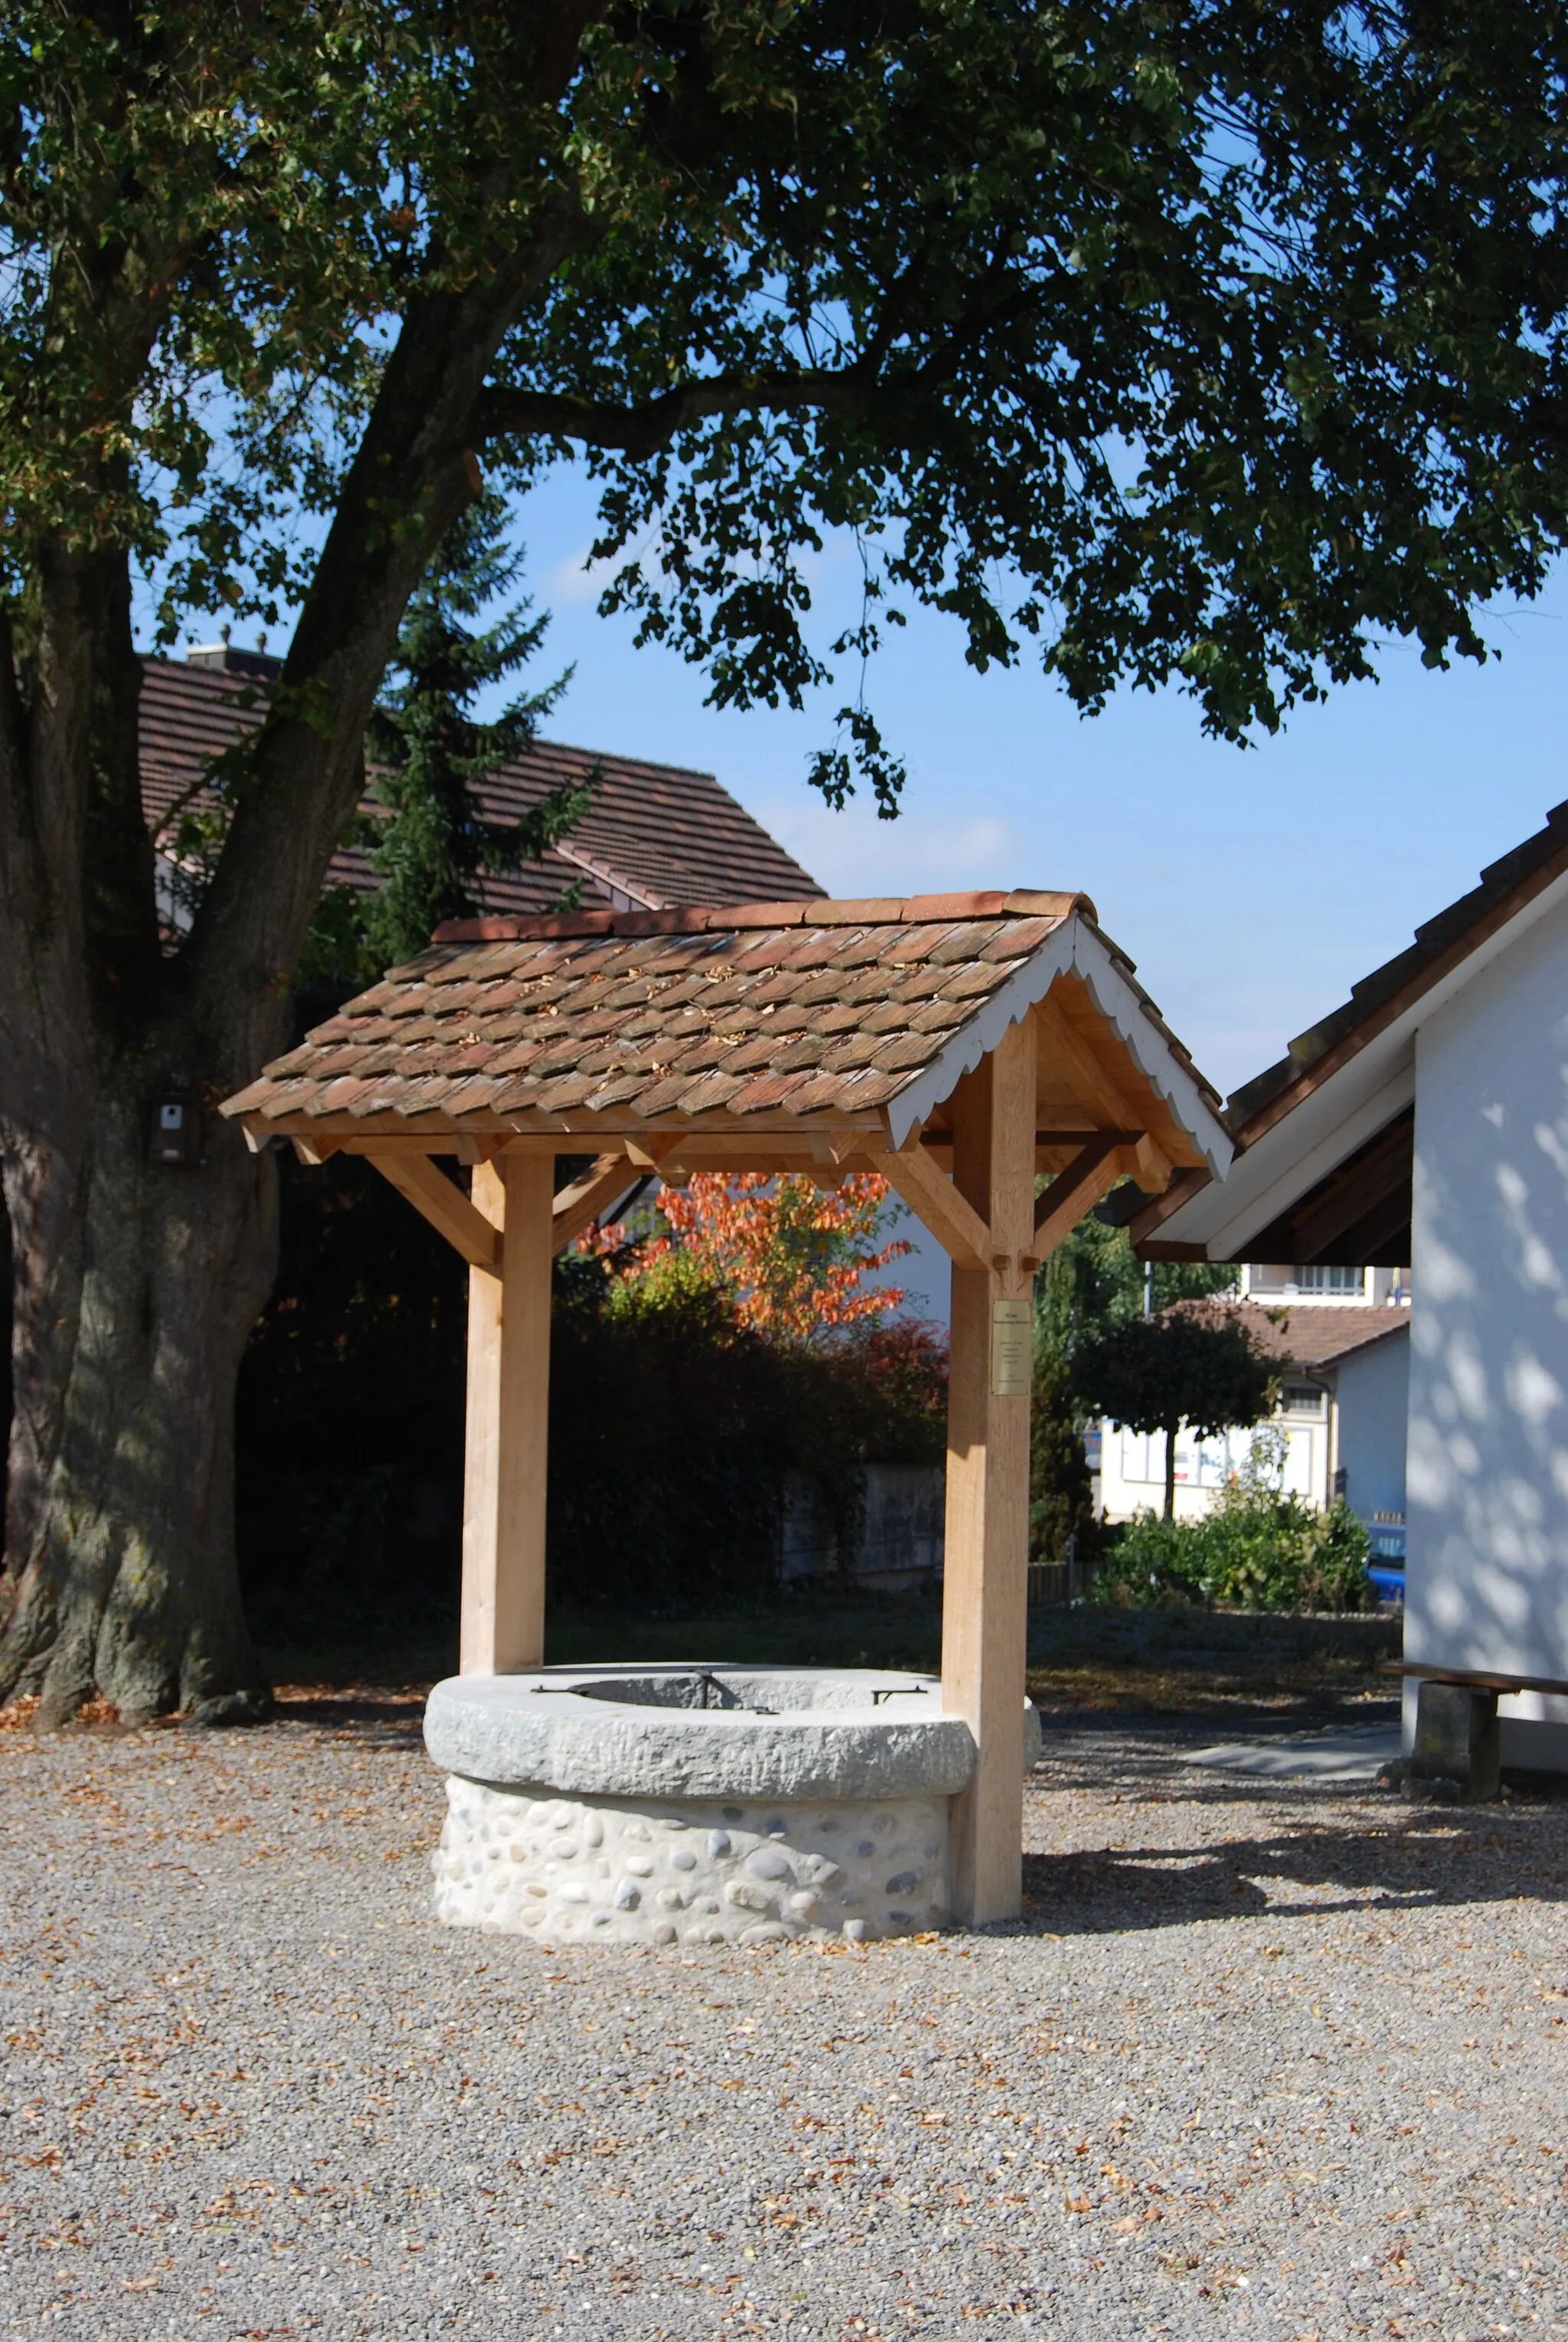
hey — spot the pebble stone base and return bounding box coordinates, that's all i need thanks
[432,1776,951,1946]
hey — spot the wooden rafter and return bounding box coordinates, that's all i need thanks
[871,1142,995,1275]
[550,1154,639,1254]
[368,1153,501,1271]
[1244,1107,1414,1267]
[1032,1136,1129,1257]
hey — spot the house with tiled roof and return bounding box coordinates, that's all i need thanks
[1097,1291,1410,1532]
[141,647,823,926]
[1125,801,1568,1775]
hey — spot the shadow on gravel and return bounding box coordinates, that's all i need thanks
[1017,1800,1568,1936]
[269,1684,429,1738]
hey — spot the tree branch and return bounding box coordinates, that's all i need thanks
[187,189,597,1067]
[475,365,887,457]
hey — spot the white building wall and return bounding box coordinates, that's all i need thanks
[1097,1411,1322,1524]
[1406,903,1568,1769]
[1334,1334,1409,1521]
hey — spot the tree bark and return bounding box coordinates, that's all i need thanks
[0,211,596,1723]
[0,1068,276,1723]
[1163,1423,1178,1523]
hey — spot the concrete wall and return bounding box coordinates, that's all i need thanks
[781,1465,945,1592]
[1406,899,1568,1769]
[1334,1331,1409,1522]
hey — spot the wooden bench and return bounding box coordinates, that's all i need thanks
[1383,1664,1568,1799]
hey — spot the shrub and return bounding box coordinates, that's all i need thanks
[548,1259,946,1610]
[1093,1431,1374,1613]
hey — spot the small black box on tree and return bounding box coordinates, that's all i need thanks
[149,1094,203,1167]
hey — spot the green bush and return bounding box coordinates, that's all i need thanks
[549,1258,947,1610]
[1093,1433,1374,1614]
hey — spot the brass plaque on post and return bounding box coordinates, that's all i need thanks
[990,1298,1033,1398]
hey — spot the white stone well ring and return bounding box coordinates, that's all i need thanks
[425,1664,1040,1947]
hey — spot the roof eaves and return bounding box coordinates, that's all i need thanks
[1230,805,1568,1143]
[881,912,1231,1171]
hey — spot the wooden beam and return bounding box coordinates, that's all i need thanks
[1034,984,1148,1132]
[367,1152,500,1271]
[1238,1107,1414,1269]
[1332,1180,1411,1263]
[289,1134,340,1165]
[550,1153,639,1254]
[1032,1136,1129,1259]
[460,1157,553,1676]
[871,1142,994,1275]
[236,1106,890,1142]
[942,1014,1037,1929]
[1129,1130,1173,1191]
[1291,1116,1413,1262]
[924,1127,1142,1151]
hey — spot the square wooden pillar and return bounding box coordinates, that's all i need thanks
[942,1014,1038,1924]
[459,1155,554,1674]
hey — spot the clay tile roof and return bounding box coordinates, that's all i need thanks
[137,655,823,920]
[1174,1298,1410,1369]
[225,893,1096,1135]
[222,888,1236,1171]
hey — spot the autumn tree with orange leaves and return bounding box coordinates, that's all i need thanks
[589,1174,910,1344]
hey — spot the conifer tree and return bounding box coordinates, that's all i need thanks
[359,496,582,975]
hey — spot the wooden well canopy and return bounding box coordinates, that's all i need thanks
[223,888,1230,1922]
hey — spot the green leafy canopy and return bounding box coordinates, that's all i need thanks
[1070,1305,1279,1444]
[5,0,1568,820]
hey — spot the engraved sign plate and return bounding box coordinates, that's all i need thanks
[991,1298,1033,1397]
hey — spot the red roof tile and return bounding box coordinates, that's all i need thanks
[221,890,1229,1161]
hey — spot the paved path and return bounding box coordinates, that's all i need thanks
[1186,1723,1403,1781]
[2,1703,1565,2338]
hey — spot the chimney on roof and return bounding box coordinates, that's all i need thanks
[185,642,283,681]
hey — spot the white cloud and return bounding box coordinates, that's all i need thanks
[755,795,1027,899]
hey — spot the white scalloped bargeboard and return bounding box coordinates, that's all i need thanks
[422,1665,1011,1947]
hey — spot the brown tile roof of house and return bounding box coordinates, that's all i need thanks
[222,893,1229,1159]
[138,655,824,918]
[1183,1298,1410,1369]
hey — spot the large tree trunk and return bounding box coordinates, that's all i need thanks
[0,1034,278,1723]
[0,21,599,1723]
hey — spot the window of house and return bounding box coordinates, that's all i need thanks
[1292,1264,1366,1296]
[1279,1380,1327,1418]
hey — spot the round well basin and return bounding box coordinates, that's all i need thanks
[425,1664,1031,1948]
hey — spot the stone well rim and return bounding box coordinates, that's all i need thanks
[423,1663,984,1804]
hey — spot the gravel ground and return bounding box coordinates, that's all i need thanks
[2,1697,1566,2340]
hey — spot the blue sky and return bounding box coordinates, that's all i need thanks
[165,450,1567,1109]
[511,462,1567,1109]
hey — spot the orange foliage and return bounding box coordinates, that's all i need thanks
[586,1171,910,1342]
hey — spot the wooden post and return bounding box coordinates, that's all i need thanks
[942,1014,1038,1924]
[459,1155,554,1675]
